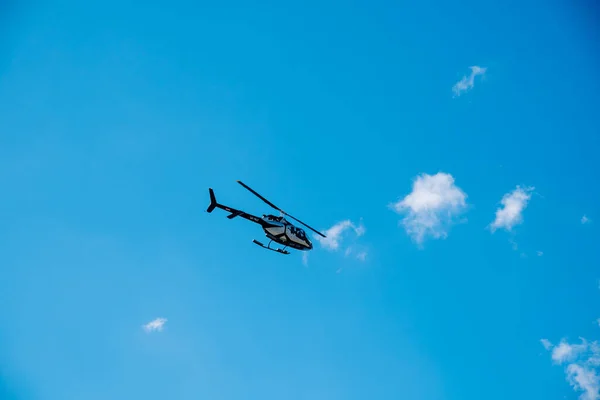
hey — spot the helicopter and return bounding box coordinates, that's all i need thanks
[206,180,327,255]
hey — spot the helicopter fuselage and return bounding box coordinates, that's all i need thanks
[260,215,312,250]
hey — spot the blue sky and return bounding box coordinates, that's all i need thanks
[1,0,599,399]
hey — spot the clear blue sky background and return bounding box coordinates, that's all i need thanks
[1,0,599,399]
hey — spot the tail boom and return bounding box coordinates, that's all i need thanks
[206,188,263,225]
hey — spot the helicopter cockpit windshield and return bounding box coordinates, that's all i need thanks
[291,226,307,240]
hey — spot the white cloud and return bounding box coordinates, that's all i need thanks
[582,215,591,224]
[542,337,600,400]
[315,220,368,267]
[344,246,368,262]
[567,363,600,400]
[537,251,544,257]
[315,220,365,251]
[302,252,309,267]
[143,317,167,333]
[354,224,366,237]
[490,186,534,232]
[389,172,468,245]
[452,66,487,97]
[552,339,589,364]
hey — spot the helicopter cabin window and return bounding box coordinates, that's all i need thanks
[291,227,306,240]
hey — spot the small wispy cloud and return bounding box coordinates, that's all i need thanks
[302,252,309,267]
[389,172,468,246]
[344,246,368,262]
[537,251,544,257]
[541,338,553,350]
[143,317,167,333]
[452,66,486,97]
[354,224,366,237]
[490,186,534,232]
[314,220,368,269]
[355,251,367,262]
[582,215,592,225]
[315,220,365,251]
[542,337,600,400]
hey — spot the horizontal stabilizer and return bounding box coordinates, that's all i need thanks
[227,210,243,219]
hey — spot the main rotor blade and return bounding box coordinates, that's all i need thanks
[237,180,326,238]
[237,180,282,212]
[285,213,327,238]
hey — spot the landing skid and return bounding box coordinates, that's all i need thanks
[253,239,290,255]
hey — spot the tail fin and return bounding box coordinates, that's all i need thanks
[207,188,218,213]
